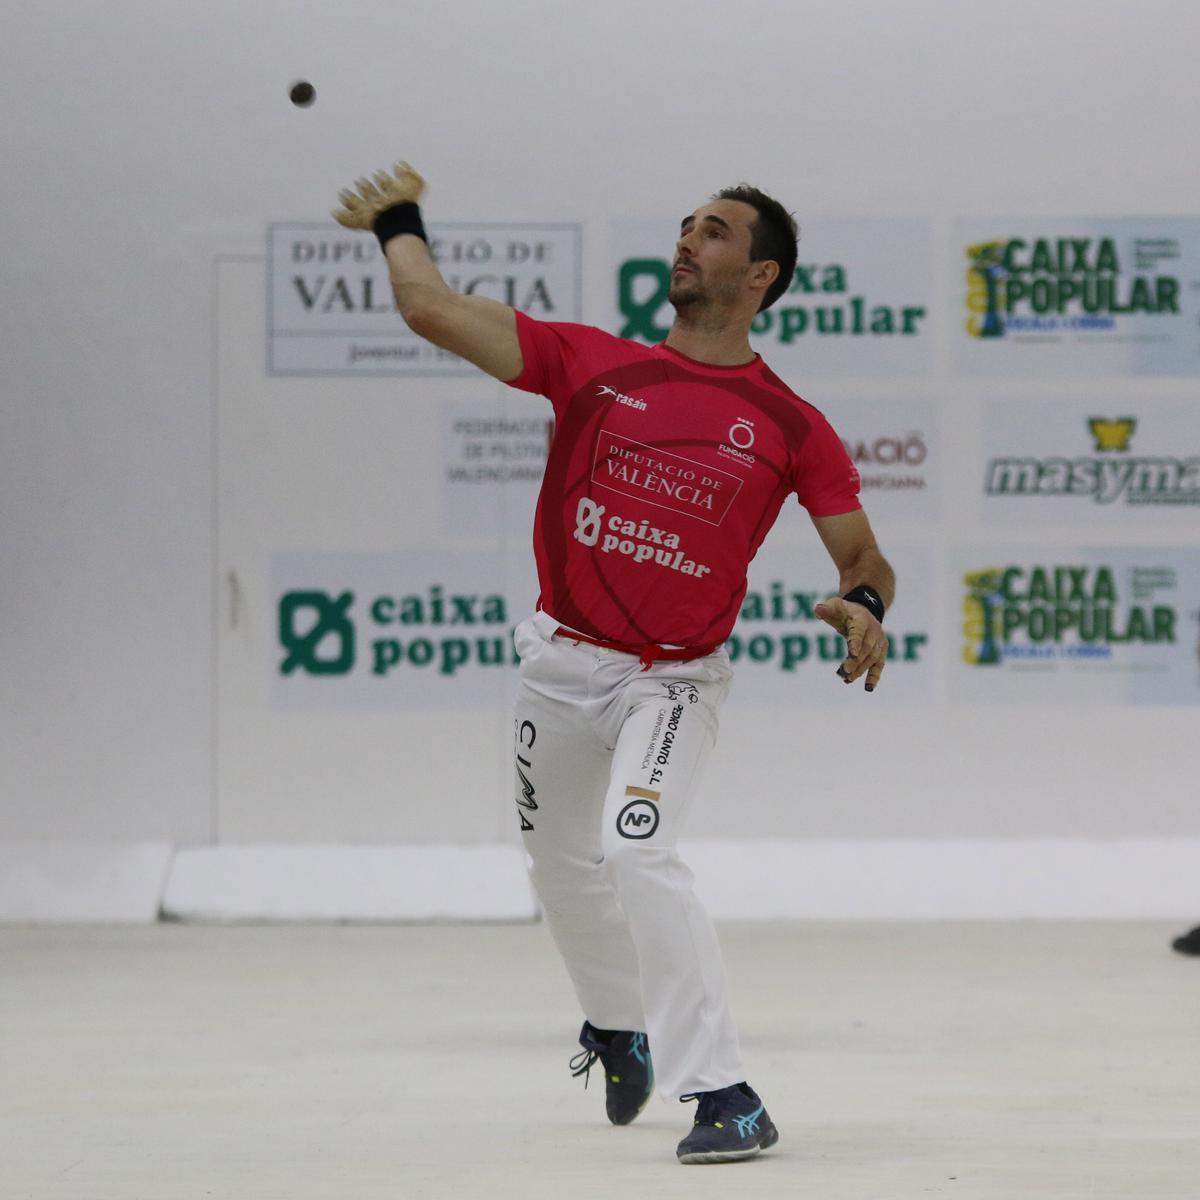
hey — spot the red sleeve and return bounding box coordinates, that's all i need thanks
[506,312,615,416]
[791,411,862,517]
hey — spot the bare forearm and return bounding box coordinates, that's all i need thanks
[383,235,453,324]
[333,163,523,381]
[383,226,522,381]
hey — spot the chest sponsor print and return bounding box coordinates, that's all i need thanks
[572,499,713,579]
[591,431,743,526]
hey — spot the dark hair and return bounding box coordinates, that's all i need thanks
[713,184,797,312]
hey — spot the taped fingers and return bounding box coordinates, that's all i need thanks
[864,657,885,692]
[838,622,889,691]
[840,614,888,691]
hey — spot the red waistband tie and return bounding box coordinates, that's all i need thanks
[553,626,716,671]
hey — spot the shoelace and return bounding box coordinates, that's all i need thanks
[679,1084,739,1125]
[569,1047,600,1088]
[570,1030,649,1089]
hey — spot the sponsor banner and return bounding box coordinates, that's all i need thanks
[440,396,551,537]
[268,223,581,375]
[824,396,940,521]
[609,219,933,377]
[271,540,934,708]
[980,398,1200,524]
[953,548,1200,704]
[273,552,538,708]
[728,541,935,705]
[954,219,1200,375]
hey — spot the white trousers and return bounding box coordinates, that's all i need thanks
[512,610,745,1099]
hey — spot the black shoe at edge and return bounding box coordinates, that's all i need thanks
[676,1081,779,1164]
[569,1020,655,1126]
[1172,925,1200,956]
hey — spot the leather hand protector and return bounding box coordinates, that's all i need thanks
[332,161,426,230]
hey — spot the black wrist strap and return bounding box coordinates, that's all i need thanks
[373,202,428,249]
[843,584,885,622]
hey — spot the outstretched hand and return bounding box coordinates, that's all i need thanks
[332,161,426,229]
[814,596,888,693]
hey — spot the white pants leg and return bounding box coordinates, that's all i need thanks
[512,612,745,1098]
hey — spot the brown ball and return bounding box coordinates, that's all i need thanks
[289,80,316,108]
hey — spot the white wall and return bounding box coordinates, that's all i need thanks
[2,1,1198,914]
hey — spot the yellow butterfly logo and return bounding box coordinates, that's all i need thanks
[1088,418,1136,452]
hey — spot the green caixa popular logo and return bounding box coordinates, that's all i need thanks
[278,585,517,680]
[278,590,357,675]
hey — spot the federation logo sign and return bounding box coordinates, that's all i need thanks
[964,236,1181,339]
[843,430,928,495]
[984,418,1200,506]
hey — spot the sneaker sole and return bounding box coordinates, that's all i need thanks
[678,1146,762,1164]
[610,1086,655,1126]
[677,1127,779,1165]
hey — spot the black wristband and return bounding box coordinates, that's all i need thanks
[373,202,428,250]
[842,584,885,622]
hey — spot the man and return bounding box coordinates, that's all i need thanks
[334,163,894,1164]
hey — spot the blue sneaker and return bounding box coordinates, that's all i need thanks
[569,1021,655,1125]
[676,1082,779,1164]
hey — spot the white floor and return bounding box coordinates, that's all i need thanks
[1,922,1196,1200]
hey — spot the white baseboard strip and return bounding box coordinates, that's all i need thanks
[683,838,1200,920]
[162,843,538,923]
[0,843,173,922]
[2,840,1195,923]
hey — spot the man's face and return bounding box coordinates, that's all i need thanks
[668,199,760,312]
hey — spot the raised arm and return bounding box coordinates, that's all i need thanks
[333,162,524,382]
[810,508,895,692]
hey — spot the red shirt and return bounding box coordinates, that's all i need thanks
[509,313,860,647]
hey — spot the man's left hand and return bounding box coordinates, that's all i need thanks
[814,596,888,692]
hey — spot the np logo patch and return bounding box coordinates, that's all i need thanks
[665,681,700,704]
[617,799,659,839]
